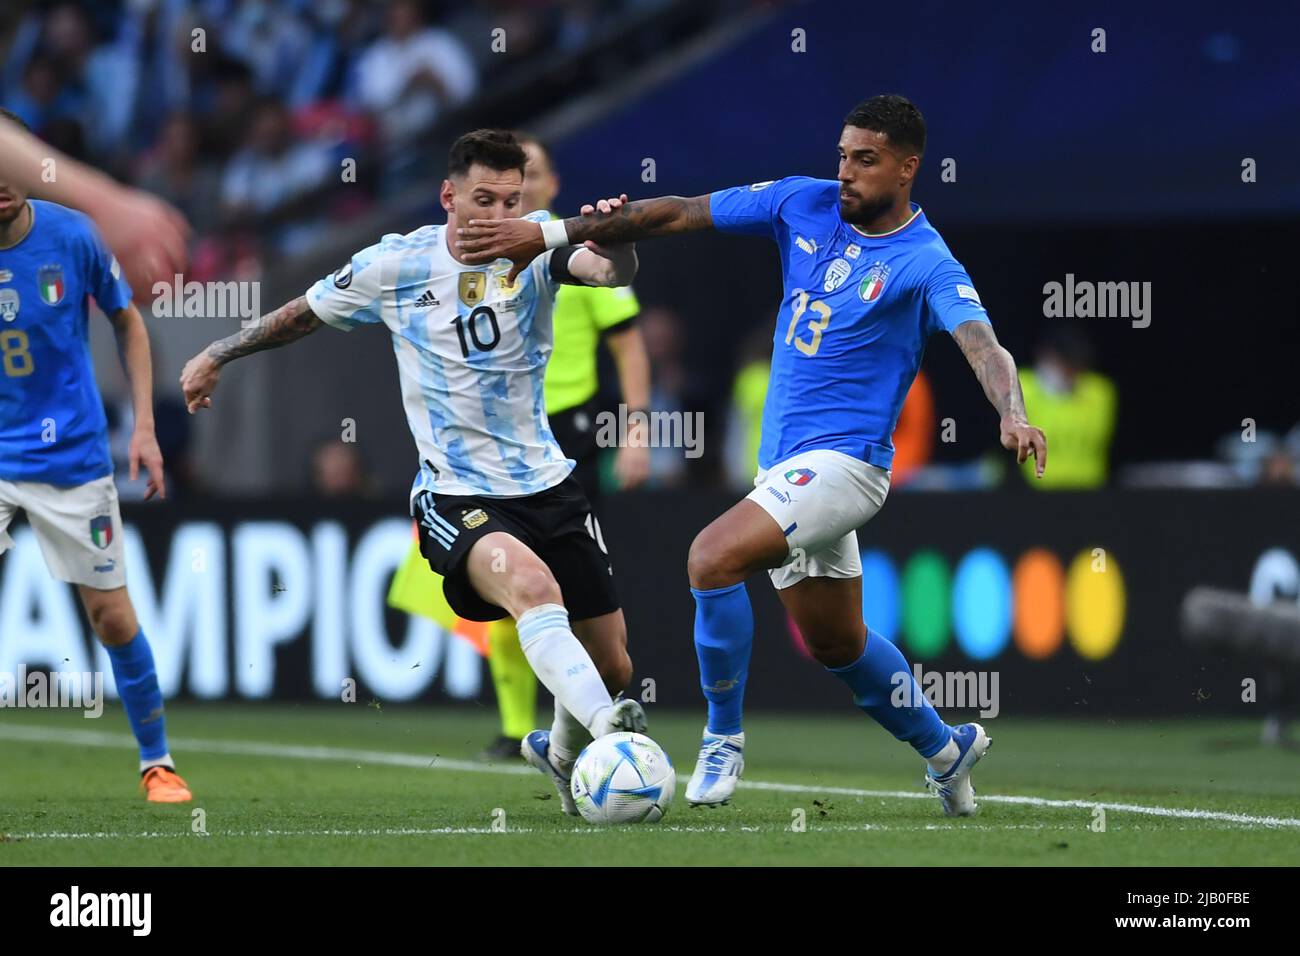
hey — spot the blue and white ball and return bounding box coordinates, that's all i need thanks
[570,732,676,824]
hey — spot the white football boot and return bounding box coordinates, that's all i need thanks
[521,730,578,816]
[522,698,648,816]
[685,729,745,806]
[924,722,991,816]
[597,696,647,736]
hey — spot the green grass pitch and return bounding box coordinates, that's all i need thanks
[1,704,1297,866]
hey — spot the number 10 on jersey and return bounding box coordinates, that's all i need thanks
[451,306,502,358]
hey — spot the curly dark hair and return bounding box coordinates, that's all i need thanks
[843,94,926,156]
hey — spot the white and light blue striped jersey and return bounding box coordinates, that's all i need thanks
[305,210,574,504]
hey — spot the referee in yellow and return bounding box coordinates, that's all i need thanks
[388,133,651,759]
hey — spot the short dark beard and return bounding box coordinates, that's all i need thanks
[839,192,893,226]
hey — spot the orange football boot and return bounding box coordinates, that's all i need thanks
[140,766,193,803]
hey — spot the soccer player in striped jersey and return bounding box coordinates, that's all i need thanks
[455,95,1049,816]
[0,108,191,803]
[180,130,646,811]
[386,132,651,765]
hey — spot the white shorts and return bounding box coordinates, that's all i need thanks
[746,448,890,590]
[0,475,127,589]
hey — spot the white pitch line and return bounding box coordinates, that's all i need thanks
[2,723,1298,830]
[4,823,1070,841]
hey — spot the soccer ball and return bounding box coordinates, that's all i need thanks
[570,732,676,824]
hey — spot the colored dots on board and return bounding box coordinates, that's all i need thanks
[857,546,1124,661]
[1013,549,1065,659]
[900,550,950,658]
[1066,549,1125,661]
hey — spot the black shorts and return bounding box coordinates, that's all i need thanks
[547,398,600,506]
[413,476,619,623]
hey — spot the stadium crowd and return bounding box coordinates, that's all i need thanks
[2,0,663,276]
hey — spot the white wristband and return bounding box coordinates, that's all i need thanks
[540,218,570,250]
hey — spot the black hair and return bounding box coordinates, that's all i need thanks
[447,129,526,178]
[843,94,926,155]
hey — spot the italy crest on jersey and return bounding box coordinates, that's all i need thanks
[859,261,890,304]
[38,264,65,306]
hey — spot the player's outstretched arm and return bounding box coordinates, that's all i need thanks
[180,295,321,414]
[951,319,1048,478]
[0,120,190,294]
[457,194,714,282]
[109,303,166,500]
[561,197,641,287]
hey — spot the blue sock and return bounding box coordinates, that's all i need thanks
[105,629,170,762]
[827,628,952,758]
[691,583,753,736]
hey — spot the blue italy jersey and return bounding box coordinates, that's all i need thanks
[0,200,132,485]
[710,177,990,471]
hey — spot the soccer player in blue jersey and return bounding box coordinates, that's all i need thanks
[0,109,191,802]
[456,95,1048,815]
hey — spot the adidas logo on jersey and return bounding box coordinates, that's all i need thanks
[412,290,440,309]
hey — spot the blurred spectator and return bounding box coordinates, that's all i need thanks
[5,56,83,142]
[723,325,771,490]
[311,439,373,499]
[135,114,221,234]
[638,306,689,487]
[1018,322,1117,489]
[1216,423,1300,487]
[219,96,334,252]
[353,0,477,155]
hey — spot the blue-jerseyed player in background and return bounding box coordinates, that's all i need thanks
[0,109,191,802]
[457,94,1048,815]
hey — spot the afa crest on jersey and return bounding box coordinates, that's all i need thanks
[859,261,890,303]
[38,264,65,306]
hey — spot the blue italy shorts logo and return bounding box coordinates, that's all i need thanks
[89,515,113,550]
[785,468,816,486]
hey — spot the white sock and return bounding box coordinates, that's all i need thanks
[926,738,960,775]
[549,700,589,769]
[140,754,174,773]
[516,603,612,737]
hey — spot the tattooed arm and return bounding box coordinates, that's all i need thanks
[951,320,1048,477]
[179,295,321,413]
[456,194,714,282]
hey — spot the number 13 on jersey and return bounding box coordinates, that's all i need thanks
[784,290,831,357]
